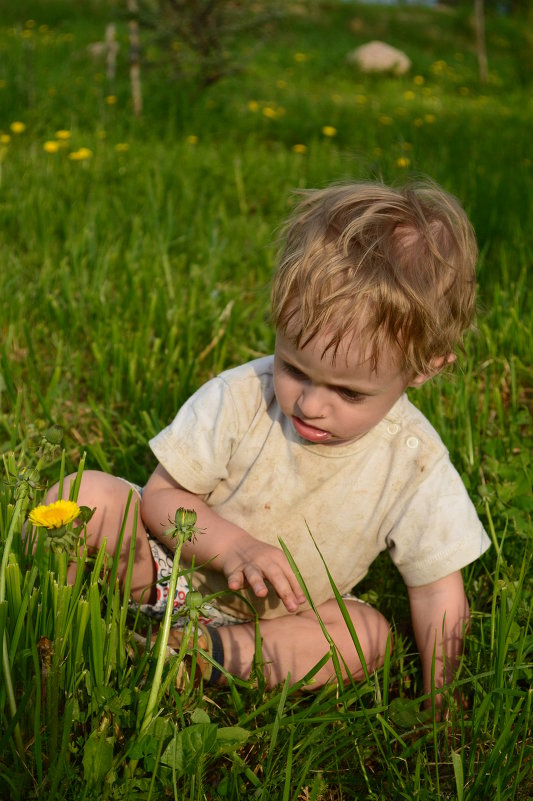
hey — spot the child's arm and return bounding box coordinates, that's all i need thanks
[407,571,469,705]
[141,464,306,613]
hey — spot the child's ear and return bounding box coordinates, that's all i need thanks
[409,353,456,387]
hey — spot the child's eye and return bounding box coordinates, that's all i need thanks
[282,361,306,379]
[338,388,366,403]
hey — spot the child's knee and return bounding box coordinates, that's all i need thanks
[45,470,134,507]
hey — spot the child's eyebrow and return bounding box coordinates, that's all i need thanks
[279,356,379,396]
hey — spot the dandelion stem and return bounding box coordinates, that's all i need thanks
[139,534,186,735]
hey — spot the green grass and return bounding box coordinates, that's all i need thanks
[0,1,532,798]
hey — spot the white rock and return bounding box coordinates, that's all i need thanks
[347,41,411,75]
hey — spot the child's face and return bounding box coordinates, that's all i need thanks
[274,327,413,445]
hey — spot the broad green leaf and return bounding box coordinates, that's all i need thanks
[82,732,114,786]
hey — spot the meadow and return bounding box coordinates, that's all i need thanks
[0,0,532,798]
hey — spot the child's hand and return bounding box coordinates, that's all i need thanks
[221,536,306,613]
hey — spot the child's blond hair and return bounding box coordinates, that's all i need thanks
[271,180,478,376]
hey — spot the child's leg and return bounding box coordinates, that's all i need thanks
[45,470,156,603]
[215,599,391,689]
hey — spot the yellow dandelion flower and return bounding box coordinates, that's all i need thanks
[248,100,259,112]
[331,93,342,103]
[413,75,425,86]
[379,115,392,126]
[105,95,117,105]
[69,147,93,161]
[424,114,436,124]
[322,125,337,137]
[186,135,198,145]
[115,142,130,152]
[25,19,36,28]
[397,157,410,168]
[292,144,307,154]
[356,94,367,104]
[10,121,26,134]
[404,90,415,101]
[55,129,71,140]
[1,134,11,145]
[263,106,277,119]
[294,52,308,62]
[29,500,80,530]
[22,29,33,39]
[43,140,60,153]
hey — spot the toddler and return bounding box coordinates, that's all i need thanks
[50,180,491,698]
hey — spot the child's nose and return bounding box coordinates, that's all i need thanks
[297,385,328,419]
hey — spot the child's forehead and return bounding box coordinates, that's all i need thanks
[275,325,403,381]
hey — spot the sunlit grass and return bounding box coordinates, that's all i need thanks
[0,0,532,798]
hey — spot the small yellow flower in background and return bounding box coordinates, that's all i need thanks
[431,60,446,74]
[331,93,342,103]
[356,94,367,104]
[115,142,130,152]
[22,29,33,39]
[294,52,308,62]
[55,130,70,140]
[43,140,59,153]
[379,115,392,126]
[292,143,307,154]
[105,95,117,105]
[404,90,415,101]
[29,500,80,530]
[248,100,259,112]
[186,135,198,145]
[424,113,436,124]
[263,106,277,118]
[413,75,425,86]
[25,19,36,28]
[322,125,337,137]
[413,117,424,127]
[397,157,410,168]
[1,134,11,145]
[69,147,93,161]
[10,121,26,134]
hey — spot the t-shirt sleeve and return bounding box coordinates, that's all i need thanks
[385,455,491,586]
[148,376,239,495]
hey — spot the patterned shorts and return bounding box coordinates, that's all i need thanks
[137,534,248,628]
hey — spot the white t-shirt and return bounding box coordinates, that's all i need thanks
[150,357,491,619]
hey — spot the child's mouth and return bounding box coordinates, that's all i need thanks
[291,416,332,442]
